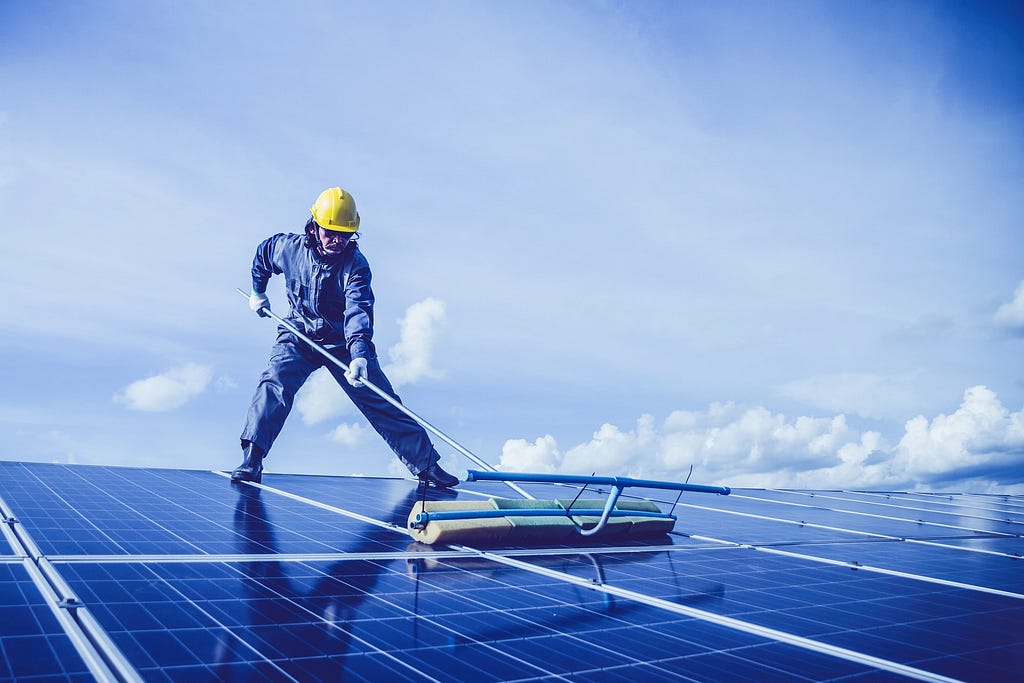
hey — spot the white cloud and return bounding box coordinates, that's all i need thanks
[658,406,865,484]
[499,386,1024,493]
[386,459,410,478]
[292,298,446,425]
[330,421,371,448]
[893,386,1024,484]
[499,435,562,473]
[994,280,1024,333]
[562,415,658,475]
[384,298,446,387]
[295,368,352,425]
[114,363,213,412]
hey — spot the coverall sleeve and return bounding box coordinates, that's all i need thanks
[251,233,288,293]
[344,252,376,360]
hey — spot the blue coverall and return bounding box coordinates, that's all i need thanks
[240,233,441,475]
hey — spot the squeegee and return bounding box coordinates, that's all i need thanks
[408,470,730,545]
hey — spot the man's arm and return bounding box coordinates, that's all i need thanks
[251,233,288,294]
[343,251,376,361]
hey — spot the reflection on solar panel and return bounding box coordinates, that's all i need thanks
[0,460,1021,681]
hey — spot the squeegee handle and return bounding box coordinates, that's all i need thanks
[467,470,731,496]
[236,288,533,499]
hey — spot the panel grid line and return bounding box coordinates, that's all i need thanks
[684,533,1024,600]
[0,491,143,683]
[764,489,1024,527]
[215,561,562,682]
[663,498,1023,558]
[211,471,410,533]
[845,490,1024,516]
[453,546,962,683]
[731,491,1022,536]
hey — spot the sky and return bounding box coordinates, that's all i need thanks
[1,1,1022,493]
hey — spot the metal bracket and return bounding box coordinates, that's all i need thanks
[58,597,83,610]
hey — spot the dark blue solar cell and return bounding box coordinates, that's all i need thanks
[761,540,1024,594]
[505,634,626,669]
[744,642,878,681]
[0,562,91,681]
[132,629,203,667]
[676,651,815,682]
[579,662,702,683]
[6,635,66,677]
[279,656,349,682]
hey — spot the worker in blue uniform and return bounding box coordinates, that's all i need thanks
[232,187,459,489]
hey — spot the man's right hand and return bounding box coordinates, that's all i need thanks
[345,357,368,387]
[250,291,270,317]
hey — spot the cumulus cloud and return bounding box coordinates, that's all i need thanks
[894,386,1024,485]
[293,298,446,425]
[330,421,371,448]
[383,297,446,386]
[295,368,352,425]
[499,435,563,473]
[562,415,659,475]
[114,363,213,411]
[993,280,1024,333]
[499,386,1024,493]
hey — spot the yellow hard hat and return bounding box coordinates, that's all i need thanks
[311,187,361,233]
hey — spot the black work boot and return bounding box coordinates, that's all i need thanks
[231,441,265,483]
[418,461,459,489]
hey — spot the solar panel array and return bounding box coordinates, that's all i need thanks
[0,460,1021,682]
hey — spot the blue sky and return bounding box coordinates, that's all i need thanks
[1,1,1022,492]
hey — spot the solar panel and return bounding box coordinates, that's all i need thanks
[0,561,92,681]
[1,460,1021,681]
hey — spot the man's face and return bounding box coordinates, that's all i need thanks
[317,226,351,256]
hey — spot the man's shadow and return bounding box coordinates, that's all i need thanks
[223,482,425,676]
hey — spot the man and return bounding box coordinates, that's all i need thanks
[232,187,459,489]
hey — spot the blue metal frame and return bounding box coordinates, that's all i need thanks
[466,470,731,496]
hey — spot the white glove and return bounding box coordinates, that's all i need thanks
[249,291,270,317]
[345,357,368,387]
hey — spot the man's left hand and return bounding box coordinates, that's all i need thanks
[345,358,368,387]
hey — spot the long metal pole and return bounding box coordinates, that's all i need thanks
[236,288,533,499]
[467,470,731,496]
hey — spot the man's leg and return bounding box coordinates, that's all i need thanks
[232,441,266,483]
[329,356,458,487]
[235,334,318,482]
